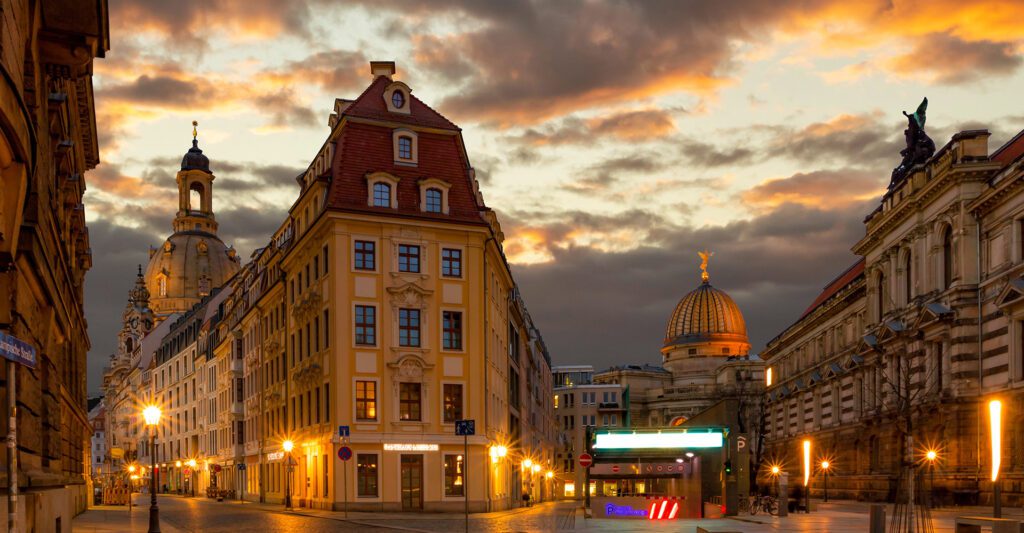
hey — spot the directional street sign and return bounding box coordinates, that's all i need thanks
[0,331,36,368]
[579,453,593,468]
[338,446,353,461]
[455,419,475,436]
[338,425,350,438]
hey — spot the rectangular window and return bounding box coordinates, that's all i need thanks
[444,454,465,497]
[356,381,377,421]
[355,306,376,345]
[354,240,376,271]
[443,384,463,423]
[441,249,462,277]
[357,454,379,497]
[323,310,330,348]
[398,136,412,159]
[325,383,330,421]
[399,308,421,347]
[508,367,520,408]
[442,311,462,350]
[315,387,321,424]
[398,244,420,273]
[399,382,422,421]
[323,244,329,273]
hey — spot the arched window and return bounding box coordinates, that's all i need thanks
[904,251,912,304]
[125,338,134,353]
[373,182,391,208]
[189,182,205,212]
[159,276,167,297]
[425,188,442,213]
[942,227,953,289]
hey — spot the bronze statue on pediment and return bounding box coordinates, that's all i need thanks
[890,97,936,188]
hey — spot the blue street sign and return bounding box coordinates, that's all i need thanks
[338,446,353,461]
[0,331,36,368]
[338,425,350,438]
[455,419,475,436]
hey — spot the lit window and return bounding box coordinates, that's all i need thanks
[444,454,464,496]
[372,182,391,207]
[159,277,167,297]
[357,454,378,497]
[355,380,377,420]
[399,382,421,421]
[392,91,405,109]
[443,384,463,423]
[398,136,413,160]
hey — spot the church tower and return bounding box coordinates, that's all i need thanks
[143,122,240,322]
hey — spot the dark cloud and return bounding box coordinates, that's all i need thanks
[84,220,164,394]
[265,50,368,92]
[101,75,212,105]
[678,138,757,168]
[218,204,290,254]
[254,89,320,129]
[771,113,900,167]
[889,32,1023,85]
[562,154,669,194]
[510,200,872,370]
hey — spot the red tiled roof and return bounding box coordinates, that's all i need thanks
[342,75,460,131]
[325,75,484,222]
[992,128,1024,165]
[799,258,865,319]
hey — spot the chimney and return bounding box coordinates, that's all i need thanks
[370,61,396,79]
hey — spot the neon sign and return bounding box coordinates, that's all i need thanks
[605,504,647,517]
[593,431,724,449]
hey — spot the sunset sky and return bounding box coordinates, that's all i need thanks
[85,0,1024,394]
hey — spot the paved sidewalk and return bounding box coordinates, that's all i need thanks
[72,504,187,533]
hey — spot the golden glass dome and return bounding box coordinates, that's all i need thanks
[664,281,748,348]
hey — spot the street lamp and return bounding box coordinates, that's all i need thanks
[819,460,831,503]
[283,440,294,510]
[990,399,1003,518]
[175,461,182,494]
[142,405,162,533]
[925,450,938,508]
[187,459,197,497]
[802,440,811,512]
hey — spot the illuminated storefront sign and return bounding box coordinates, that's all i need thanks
[593,431,724,450]
[596,497,682,520]
[383,443,439,451]
[266,451,284,461]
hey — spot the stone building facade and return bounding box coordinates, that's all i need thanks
[0,0,108,528]
[114,61,556,513]
[763,125,1024,505]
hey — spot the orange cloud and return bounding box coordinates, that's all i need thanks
[741,169,885,210]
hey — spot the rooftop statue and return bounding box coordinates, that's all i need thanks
[699,249,713,283]
[889,97,936,188]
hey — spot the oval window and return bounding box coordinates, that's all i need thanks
[392,91,405,109]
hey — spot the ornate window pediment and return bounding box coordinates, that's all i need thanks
[387,353,434,383]
[387,282,432,309]
[996,278,1024,310]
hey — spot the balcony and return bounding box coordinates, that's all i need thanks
[598,402,624,411]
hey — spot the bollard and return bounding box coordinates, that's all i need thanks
[869,504,885,533]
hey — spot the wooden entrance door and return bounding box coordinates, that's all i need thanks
[401,455,423,510]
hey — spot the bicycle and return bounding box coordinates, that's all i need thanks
[749,495,779,516]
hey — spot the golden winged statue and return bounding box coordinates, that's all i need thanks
[699,249,713,283]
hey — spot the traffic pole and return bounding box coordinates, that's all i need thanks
[7,360,17,533]
[464,433,469,533]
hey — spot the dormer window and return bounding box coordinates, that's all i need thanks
[373,183,391,207]
[425,189,442,213]
[392,129,418,165]
[384,81,412,115]
[392,91,405,109]
[398,136,413,159]
[366,172,400,208]
[418,178,451,214]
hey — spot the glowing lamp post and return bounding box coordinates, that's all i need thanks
[142,405,162,533]
[187,459,197,497]
[924,450,938,508]
[802,440,811,512]
[283,440,294,510]
[820,461,830,502]
[990,400,1003,518]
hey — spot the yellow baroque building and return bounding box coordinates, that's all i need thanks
[147,61,556,513]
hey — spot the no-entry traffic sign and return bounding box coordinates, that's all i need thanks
[338,446,353,461]
[579,453,593,468]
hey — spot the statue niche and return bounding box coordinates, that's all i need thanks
[889,97,936,189]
